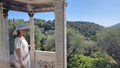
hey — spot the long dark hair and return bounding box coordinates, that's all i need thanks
[17,31,20,37]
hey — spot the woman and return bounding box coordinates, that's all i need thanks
[13,24,31,68]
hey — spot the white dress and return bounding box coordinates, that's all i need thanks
[14,36,31,68]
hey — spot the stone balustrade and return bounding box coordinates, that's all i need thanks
[35,51,56,68]
[10,51,56,68]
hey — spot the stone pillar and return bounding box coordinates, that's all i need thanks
[0,3,4,68]
[3,5,10,68]
[54,1,67,68]
[28,11,35,68]
[0,3,10,68]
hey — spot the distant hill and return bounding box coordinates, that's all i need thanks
[67,21,104,38]
[111,23,120,28]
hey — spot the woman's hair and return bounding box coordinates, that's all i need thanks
[17,31,20,37]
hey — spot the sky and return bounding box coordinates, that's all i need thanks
[8,0,120,27]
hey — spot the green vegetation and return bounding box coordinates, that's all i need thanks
[9,19,120,68]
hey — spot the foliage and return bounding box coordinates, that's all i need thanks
[43,30,55,51]
[67,21,104,40]
[68,54,112,68]
[67,27,84,56]
[97,28,120,65]
[34,25,46,50]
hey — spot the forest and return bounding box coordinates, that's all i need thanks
[9,19,120,68]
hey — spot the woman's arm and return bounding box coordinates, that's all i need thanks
[28,45,30,47]
[15,48,25,68]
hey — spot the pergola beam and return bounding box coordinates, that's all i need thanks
[5,0,55,13]
[8,5,55,13]
[34,7,55,13]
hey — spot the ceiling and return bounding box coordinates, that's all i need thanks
[4,0,55,12]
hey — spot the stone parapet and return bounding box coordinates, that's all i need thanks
[35,51,56,68]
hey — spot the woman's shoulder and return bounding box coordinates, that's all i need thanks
[15,37,22,42]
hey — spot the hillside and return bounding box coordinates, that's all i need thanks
[111,23,120,28]
[67,21,104,39]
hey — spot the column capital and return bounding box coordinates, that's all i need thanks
[0,3,9,18]
[28,11,34,17]
[3,7,9,18]
[27,4,34,17]
[0,3,3,14]
[54,0,67,7]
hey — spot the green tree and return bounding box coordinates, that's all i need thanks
[34,25,46,50]
[68,54,112,68]
[67,21,104,40]
[43,30,55,51]
[97,28,120,65]
[67,27,86,65]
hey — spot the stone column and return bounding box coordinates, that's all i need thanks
[28,11,35,68]
[0,3,4,68]
[2,5,10,68]
[0,3,10,68]
[54,1,67,68]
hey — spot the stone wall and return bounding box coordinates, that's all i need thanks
[35,51,56,68]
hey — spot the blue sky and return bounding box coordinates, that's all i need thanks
[8,0,120,27]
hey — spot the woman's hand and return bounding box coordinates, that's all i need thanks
[20,60,25,68]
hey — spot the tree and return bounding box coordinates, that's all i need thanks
[97,28,120,65]
[43,30,55,51]
[67,21,104,40]
[34,25,46,50]
[68,54,112,68]
[67,27,85,60]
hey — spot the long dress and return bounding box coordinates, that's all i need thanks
[14,36,31,68]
